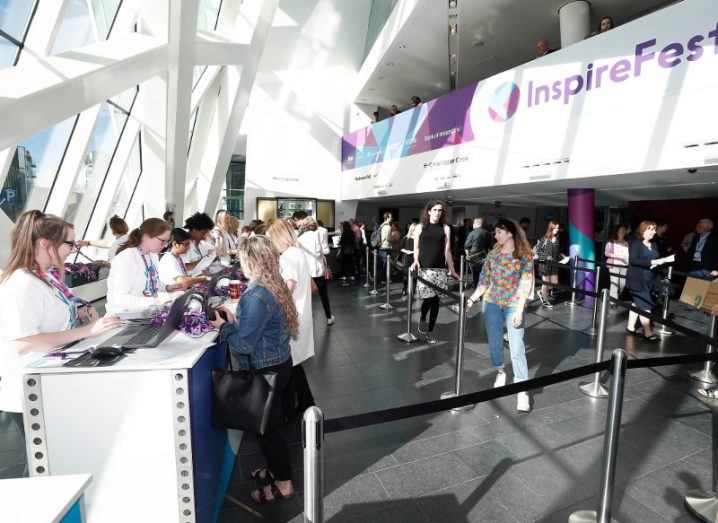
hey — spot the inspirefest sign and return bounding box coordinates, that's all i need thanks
[341,0,718,200]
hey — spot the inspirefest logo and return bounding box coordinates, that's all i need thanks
[488,82,521,122]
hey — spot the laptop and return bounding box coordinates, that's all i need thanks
[101,290,198,349]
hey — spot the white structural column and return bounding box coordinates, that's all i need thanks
[164,0,200,225]
[202,0,279,216]
[559,0,591,48]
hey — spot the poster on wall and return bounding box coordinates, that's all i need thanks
[277,199,315,219]
[341,0,718,200]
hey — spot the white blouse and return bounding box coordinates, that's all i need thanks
[279,247,314,366]
[605,241,629,266]
[297,230,324,278]
[0,270,76,412]
[106,247,173,314]
[158,252,187,283]
[108,233,129,262]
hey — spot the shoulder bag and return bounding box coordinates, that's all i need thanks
[211,343,282,435]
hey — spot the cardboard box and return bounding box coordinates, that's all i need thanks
[680,277,718,312]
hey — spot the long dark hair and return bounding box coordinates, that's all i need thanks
[116,218,171,255]
[607,224,628,243]
[419,199,447,229]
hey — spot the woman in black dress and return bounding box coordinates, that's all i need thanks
[534,220,566,308]
[338,221,355,282]
[410,200,460,344]
[626,220,670,341]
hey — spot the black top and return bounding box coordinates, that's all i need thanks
[688,232,718,273]
[626,239,659,292]
[400,237,414,267]
[339,230,355,254]
[464,228,490,254]
[419,222,446,268]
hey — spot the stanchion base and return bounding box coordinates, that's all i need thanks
[568,510,619,523]
[583,327,599,337]
[362,283,371,288]
[567,300,583,307]
[685,490,718,522]
[369,290,379,295]
[655,326,673,336]
[578,381,609,398]
[690,369,718,384]
[440,391,474,412]
[397,332,419,343]
[379,303,394,310]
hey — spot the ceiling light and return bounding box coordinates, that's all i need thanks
[386,62,394,66]
[377,76,384,80]
[398,44,406,49]
[473,40,484,47]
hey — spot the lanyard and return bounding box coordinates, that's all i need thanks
[194,241,203,259]
[41,268,87,328]
[174,253,187,275]
[137,247,159,297]
[226,232,236,249]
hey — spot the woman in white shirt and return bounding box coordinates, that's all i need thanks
[0,211,121,445]
[158,228,209,288]
[604,224,630,305]
[297,217,334,325]
[211,210,241,258]
[106,218,184,314]
[75,215,130,268]
[181,212,217,275]
[266,218,315,419]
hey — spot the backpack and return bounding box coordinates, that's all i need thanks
[370,227,383,249]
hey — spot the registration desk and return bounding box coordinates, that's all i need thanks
[20,331,238,523]
[0,473,91,522]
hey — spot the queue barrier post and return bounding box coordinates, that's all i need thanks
[684,384,718,521]
[656,266,673,337]
[568,255,581,307]
[379,252,394,310]
[397,268,419,343]
[569,348,627,523]
[583,265,603,337]
[579,288,610,398]
[440,288,474,412]
[690,315,718,384]
[363,247,371,288]
[369,250,379,295]
[303,406,324,523]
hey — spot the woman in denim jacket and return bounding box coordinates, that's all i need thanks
[211,235,298,504]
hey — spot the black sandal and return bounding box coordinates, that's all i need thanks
[643,333,660,342]
[625,328,639,336]
[250,468,271,489]
[251,480,294,504]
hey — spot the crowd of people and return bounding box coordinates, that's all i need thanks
[536,15,615,58]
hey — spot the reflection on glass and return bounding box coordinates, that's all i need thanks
[0,0,35,41]
[104,132,141,236]
[110,85,137,112]
[0,116,77,221]
[197,0,221,32]
[0,34,17,69]
[52,0,97,55]
[64,103,128,234]
[192,65,207,91]
[91,0,121,39]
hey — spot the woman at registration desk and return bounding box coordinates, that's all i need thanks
[210,235,297,503]
[106,218,185,314]
[0,211,121,452]
[158,228,211,289]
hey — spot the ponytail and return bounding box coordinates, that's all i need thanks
[1,210,73,283]
[115,218,170,255]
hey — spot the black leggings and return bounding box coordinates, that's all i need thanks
[257,360,293,481]
[312,277,332,318]
[281,364,315,419]
[420,296,441,332]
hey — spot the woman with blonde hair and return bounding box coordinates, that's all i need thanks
[265,219,315,418]
[0,211,121,455]
[298,217,334,325]
[210,235,297,503]
[106,218,184,314]
[467,219,535,412]
[400,223,417,296]
[211,209,240,256]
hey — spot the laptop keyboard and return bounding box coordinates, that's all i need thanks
[127,325,164,345]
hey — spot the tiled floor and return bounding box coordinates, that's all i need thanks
[2,281,716,522]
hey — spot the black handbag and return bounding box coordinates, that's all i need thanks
[211,344,282,435]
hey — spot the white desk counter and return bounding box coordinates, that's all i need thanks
[20,331,237,523]
[0,473,91,523]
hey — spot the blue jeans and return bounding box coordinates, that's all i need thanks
[482,301,528,382]
[690,269,714,280]
[377,249,389,281]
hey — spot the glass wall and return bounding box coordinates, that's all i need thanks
[64,102,129,235]
[225,155,244,219]
[197,0,222,32]
[52,0,97,55]
[0,0,38,69]
[0,116,77,221]
[91,0,122,39]
[102,131,142,238]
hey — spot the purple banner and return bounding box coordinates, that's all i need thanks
[341,83,477,171]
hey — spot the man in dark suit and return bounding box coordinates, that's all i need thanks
[464,218,490,287]
[687,218,718,278]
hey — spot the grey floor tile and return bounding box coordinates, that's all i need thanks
[392,427,484,464]
[375,452,478,499]
[414,476,517,522]
[323,473,392,519]
[351,499,430,523]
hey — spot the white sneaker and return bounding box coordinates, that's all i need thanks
[326,316,335,326]
[517,392,531,412]
[493,372,507,388]
[426,333,438,345]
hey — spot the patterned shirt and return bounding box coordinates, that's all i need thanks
[477,250,534,307]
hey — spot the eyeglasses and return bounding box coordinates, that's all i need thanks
[154,236,171,244]
[62,240,77,247]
